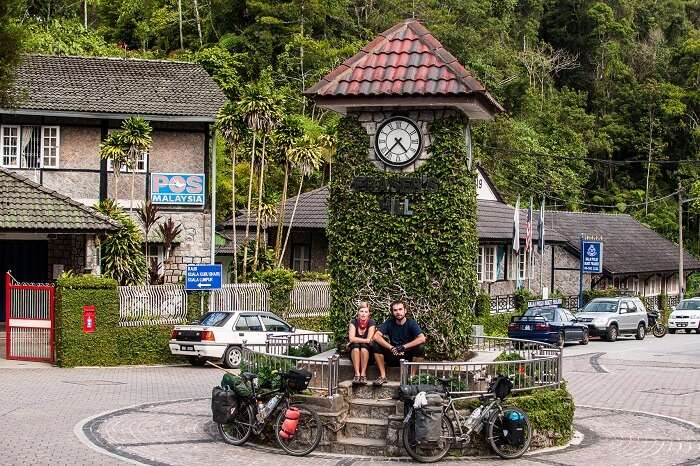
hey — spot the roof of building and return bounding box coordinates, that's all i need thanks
[2,55,226,122]
[0,167,119,232]
[219,186,700,275]
[546,210,700,274]
[303,19,503,116]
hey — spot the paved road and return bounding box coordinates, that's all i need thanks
[0,333,698,465]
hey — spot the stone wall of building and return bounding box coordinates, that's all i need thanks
[159,211,212,284]
[47,235,86,278]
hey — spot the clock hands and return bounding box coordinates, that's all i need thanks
[388,137,408,155]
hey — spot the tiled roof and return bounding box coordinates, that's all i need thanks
[477,200,565,243]
[0,168,119,232]
[3,55,226,121]
[304,19,503,111]
[546,211,700,274]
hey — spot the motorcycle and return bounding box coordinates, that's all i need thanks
[647,310,667,338]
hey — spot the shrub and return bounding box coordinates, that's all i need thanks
[514,288,537,312]
[475,292,492,317]
[295,271,331,282]
[475,311,517,337]
[251,268,295,315]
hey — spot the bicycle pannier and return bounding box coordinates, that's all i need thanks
[211,386,239,424]
[414,405,443,445]
[286,368,312,392]
[503,410,527,446]
[221,373,252,398]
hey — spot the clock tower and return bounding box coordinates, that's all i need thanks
[305,19,503,359]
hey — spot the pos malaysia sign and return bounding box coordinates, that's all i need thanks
[151,173,205,206]
[581,240,603,274]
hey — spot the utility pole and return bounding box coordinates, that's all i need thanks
[84,0,88,29]
[178,0,184,50]
[679,179,684,300]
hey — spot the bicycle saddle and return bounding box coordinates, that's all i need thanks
[241,372,257,381]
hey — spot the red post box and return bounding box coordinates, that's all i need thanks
[83,305,96,334]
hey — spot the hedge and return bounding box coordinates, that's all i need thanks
[55,275,201,367]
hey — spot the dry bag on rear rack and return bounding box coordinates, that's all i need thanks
[503,409,527,446]
[211,386,238,424]
[413,393,444,446]
[221,373,252,398]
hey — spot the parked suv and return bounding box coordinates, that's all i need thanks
[575,297,648,341]
[668,298,700,334]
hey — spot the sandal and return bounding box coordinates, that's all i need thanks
[359,376,367,385]
[352,376,361,385]
[373,377,387,386]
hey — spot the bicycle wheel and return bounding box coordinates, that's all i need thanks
[402,413,454,463]
[274,403,322,456]
[486,407,532,459]
[218,403,254,446]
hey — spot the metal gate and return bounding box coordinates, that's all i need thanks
[5,272,55,362]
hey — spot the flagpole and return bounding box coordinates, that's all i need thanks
[540,197,544,295]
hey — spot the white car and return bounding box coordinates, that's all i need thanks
[169,311,320,368]
[668,298,700,334]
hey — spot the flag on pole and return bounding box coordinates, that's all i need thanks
[525,198,533,253]
[512,196,520,254]
[538,197,545,254]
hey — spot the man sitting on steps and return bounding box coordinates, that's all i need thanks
[371,300,426,386]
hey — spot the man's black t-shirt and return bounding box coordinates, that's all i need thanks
[378,318,423,346]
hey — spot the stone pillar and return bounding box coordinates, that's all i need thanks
[85,235,100,275]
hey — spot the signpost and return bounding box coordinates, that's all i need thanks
[185,264,222,291]
[579,236,604,308]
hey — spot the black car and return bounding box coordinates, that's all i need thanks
[508,300,589,346]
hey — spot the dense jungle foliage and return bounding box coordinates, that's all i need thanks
[2,0,700,257]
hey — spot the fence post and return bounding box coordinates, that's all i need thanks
[399,359,407,385]
[327,355,334,397]
[557,346,563,386]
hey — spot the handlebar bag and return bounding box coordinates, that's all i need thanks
[211,386,239,424]
[414,405,443,445]
[503,410,527,446]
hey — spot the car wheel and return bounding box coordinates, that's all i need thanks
[580,330,589,345]
[605,324,618,342]
[223,346,242,369]
[668,328,676,334]
[188,356,207,366]
[635,323,646,340]
[557,332,565,347]
[686,329,692,334]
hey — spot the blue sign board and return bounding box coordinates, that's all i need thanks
[185,264,222,290]
[151,173,205,205]
[582,240,603,274]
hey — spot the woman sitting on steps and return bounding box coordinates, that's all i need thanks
[348,302,376,385]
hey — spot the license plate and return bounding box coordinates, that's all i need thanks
[524,325,531,331]
[677,323,687,327]
[180,345,195,351]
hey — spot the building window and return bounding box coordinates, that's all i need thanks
[508,249,533,281]
[107,151,148,173]
[0,125,60,169]
[42,126,60,168]
[1,125,19,167]
[292,244,311,272]
[477,246,497,282]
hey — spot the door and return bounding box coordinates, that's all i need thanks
[561,309,583,341]
[0,240,49,322]
[620,301,635,331]
[233,314,266,346]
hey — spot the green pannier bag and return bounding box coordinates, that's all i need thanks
[221,373,252,398]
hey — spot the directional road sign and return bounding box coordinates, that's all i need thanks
[185,264,222,291]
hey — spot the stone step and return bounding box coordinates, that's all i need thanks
[338,380,399,399]
[348,397,401,419]
[343,416,388,438]
[333,436,387,456]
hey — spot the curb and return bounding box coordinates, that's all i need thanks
[575,404,700,430]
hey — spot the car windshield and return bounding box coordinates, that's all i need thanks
[583,301,618,313]
[677,300,700,310]
[523,308,556,321]
[198,312,232,327]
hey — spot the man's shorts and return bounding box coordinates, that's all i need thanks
[371,341,425,366]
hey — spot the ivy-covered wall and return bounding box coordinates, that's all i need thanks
[328,115,479,360]
[55,275,201,367]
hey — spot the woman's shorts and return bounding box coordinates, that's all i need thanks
[348,342,372,351]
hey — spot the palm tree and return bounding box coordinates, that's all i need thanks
[136,200,161,284]
[237,76,279,277]
[120,117,153,211]
[272,116,304,262]
[278,135,323,267]
[216,103,247,283]
[99,132,128,201]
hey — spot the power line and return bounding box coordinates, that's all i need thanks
[476,144,700,166]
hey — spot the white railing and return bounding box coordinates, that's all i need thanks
[209,283,269,312]
[118,285,188,327]
[288,281,331,318]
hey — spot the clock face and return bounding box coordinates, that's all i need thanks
[374,117,422,167]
